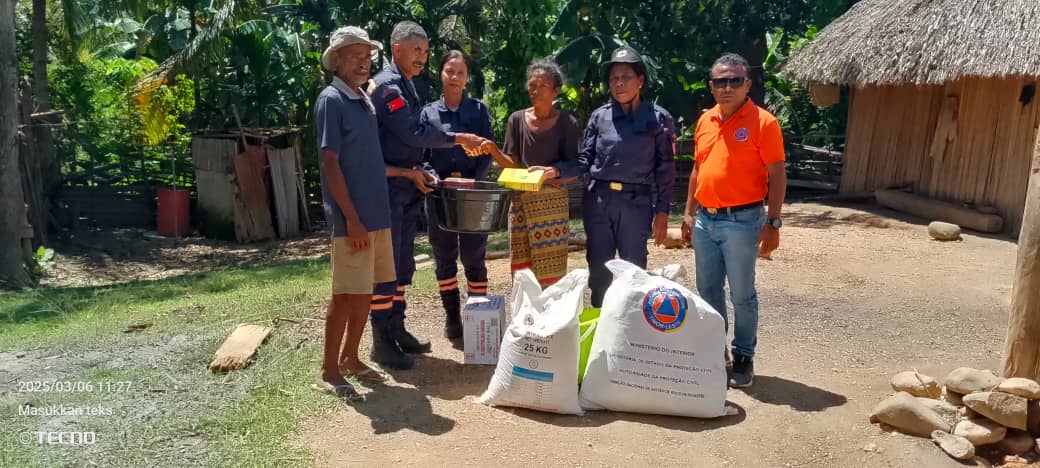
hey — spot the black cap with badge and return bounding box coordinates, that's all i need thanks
[606,46,643,65]
[601,46,647,81]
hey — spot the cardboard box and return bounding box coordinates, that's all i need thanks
[463,295,505,365]
[497,168,543,191]
[441,177,475,189]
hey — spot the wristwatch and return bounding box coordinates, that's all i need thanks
[767,218,782,229]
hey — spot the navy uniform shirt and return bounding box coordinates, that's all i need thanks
[559,99,677,213]
[370,63,456,171]
[315,77,393,235]
[420,96,494,180]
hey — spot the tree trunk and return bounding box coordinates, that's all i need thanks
[742,35,767,107]
[1002,138,1040,380]
[31,0,56,197]
[1,0,34,289]
[19,77,46,248]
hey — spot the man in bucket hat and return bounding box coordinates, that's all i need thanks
[312,26,393,398]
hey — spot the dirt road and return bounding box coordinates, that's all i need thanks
[296,202,1020,468]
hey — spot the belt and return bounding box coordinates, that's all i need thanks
[700,201,763,215]
[591,179,651,193]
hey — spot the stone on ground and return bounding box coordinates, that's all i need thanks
[869,392,951,437]
[928,221,962,241]
[891,371,941,398]
[931,430,975,460]
[962,392,1028,430]
[944,368,1003,395]
[995,377,1040,400]
[953,418,1006,446]
[997,430,1035,454]
[917,397,960,423]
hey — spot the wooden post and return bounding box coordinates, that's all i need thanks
[0,0,33,289]
[1002,138,1040,379]
[18,76,46,247]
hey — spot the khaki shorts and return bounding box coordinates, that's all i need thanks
[331,228,396,295]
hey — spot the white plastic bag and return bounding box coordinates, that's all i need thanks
[478,268,588,415]
[579,260,728,418]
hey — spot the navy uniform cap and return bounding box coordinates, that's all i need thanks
[605,46,643,66]
[601,46,646,81]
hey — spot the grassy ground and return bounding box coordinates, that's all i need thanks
[0,257,436,467]
[0,217,665,467]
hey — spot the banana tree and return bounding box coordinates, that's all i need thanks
[202,18,313,128]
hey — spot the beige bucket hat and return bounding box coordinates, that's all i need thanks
[322,26,383,71]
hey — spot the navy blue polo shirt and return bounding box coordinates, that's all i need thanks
[315,77,392,236]
[420,96,494,180]
[370,63,456,170]
[558,99,677,213]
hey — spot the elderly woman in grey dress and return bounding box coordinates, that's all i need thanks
[478,58,580,286]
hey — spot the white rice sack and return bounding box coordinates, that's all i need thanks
[478,268,588,415]
[579,260,728,418]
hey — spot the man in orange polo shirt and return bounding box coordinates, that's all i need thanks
[681,53,787,388]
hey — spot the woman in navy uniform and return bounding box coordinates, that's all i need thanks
[553,46,676,307]
[420,50,494,339]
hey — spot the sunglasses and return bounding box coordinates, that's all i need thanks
[710,77,747,89]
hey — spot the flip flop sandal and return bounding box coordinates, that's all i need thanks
[311,379,362,401]
[342,367,388,383]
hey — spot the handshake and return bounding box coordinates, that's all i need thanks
[454,133,497,158]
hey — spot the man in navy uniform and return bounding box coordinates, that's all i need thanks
[368,20,485,369]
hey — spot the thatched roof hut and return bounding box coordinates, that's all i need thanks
[783,0,1040,234]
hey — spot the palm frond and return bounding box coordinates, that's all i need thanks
[59,0,91,57]
[136,0,236,92]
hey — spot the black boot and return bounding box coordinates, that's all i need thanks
[389,313,432,354]
[370,323,414,370]
[441,290,462,340]
[728,354,754,388]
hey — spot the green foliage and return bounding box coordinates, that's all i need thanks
[762,25,847,141]
[33,0,859,190]
[50,56,195,186]
[477,0,563,137]
[190,17,319,129]
[30,247,56,278]
[548,0,859,133]
[15,0,33,77]
[34,246,54,264]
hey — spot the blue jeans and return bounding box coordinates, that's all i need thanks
[692,206,765,358]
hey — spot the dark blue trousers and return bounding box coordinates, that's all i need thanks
[583,183,653,308]
[426,198,488,296]
[371,182,422,326]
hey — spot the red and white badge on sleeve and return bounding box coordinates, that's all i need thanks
[385,94,407,113]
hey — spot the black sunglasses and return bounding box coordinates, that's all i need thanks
[710,77,747,88]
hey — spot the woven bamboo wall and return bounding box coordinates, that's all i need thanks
[842,77,1040,233]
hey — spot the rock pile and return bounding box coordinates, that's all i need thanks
[869,368,1040,463]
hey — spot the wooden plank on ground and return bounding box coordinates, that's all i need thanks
[875,189,1004,233]
[209,324,273,372]
[787,178,838,191]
